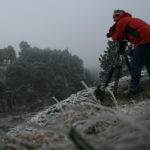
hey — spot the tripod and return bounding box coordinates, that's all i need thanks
[103,40,131,94]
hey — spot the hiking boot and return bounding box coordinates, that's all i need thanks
[127,84,138,94]
[123,88,138,94]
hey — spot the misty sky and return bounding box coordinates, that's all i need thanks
[0,0,150,68]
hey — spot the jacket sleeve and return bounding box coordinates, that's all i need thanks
[112,18,130,42]
[109,23,117,35]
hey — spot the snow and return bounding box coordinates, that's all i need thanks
[6,69,150,139]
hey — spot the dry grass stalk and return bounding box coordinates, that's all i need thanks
[106,88,118,108]
[81,81,100,104]
[52,96,71,126]
[52,96,65,114]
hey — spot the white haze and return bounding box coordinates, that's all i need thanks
[0,0,150,68]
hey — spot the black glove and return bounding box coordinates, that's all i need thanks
[106,33,112,38]
[109,23,117,35]
[107,24,116,38]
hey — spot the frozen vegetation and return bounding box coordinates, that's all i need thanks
[0,71,150,150]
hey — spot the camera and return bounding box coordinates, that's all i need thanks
[106,33,112,38]
[107,23,116,38]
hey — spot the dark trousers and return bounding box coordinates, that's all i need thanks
[129,42,150,89]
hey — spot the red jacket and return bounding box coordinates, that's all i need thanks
[111,13,150,47]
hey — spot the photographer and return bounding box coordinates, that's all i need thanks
[108,10,150,93]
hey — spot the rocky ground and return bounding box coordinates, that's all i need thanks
[0,73,150,150]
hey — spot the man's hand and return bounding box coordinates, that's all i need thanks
[106,33,112,38]
[108,23,117,37]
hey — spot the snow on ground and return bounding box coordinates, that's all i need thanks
[4,70,150,150]
[7,70,150,136]
[7,87,96,136]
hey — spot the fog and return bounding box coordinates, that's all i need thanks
[0,0,150,68]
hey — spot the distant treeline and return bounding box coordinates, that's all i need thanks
[0,41,98,112]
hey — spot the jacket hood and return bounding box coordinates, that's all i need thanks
[117,12,132,22]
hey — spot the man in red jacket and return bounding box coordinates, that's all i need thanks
[109,10,150,93]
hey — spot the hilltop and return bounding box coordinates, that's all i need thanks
[0,73,150,150]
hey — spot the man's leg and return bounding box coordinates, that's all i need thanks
[129,45,146,92]
[144,43,150,76]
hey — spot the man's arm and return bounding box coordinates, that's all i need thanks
[112,18,130,42]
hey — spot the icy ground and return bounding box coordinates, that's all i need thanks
[2,70,150,150]
[7,87,96,135]
[7,70,149,136]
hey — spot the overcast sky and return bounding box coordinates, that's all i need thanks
[0,0,150,68]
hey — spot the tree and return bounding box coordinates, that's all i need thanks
[99,40,119,82]
[5,44,94,109]
[99,40,131,84]
[0,50,5,65]
[19,41,31,51]
[0,46,16,65]
[4,46,16,64]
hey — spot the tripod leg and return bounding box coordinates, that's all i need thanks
[123,51,131,73]
[113,79,119,95]
[113,65,122,95]
[104,54,120,89]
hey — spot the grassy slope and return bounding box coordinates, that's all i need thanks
[0,77,150,150]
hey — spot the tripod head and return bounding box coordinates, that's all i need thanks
[118,40,128,54]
